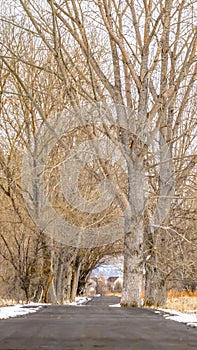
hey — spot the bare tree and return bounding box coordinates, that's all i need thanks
[0,0,196,307]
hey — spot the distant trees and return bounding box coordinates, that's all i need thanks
[0,0,196,306]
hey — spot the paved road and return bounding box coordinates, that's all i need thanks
[0,296,196,350]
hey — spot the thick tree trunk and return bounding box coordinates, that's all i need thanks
[121,155,145,307]
[121,216,144,307]
[144,228,168,307]
[144,129,173,307]
[55,251,67,304]
[39,238,58,303]
[144,260,167,307]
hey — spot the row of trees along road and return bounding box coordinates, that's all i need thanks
[0,0,196,306]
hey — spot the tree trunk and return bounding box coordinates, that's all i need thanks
[32,283,43,302]
[144,228,167,307]
[21,277,30,303]
[78,270,91,296]
[121,155,145,307]
[55,252,65,304]
[71,261,81,302]
[144,128,173,307]
[144,260,167,307]
[40,238,57,303]
[121,216,144,307]
[65,265,73,303]
[48,278,58,304]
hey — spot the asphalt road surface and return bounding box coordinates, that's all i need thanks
[0,296,196,350]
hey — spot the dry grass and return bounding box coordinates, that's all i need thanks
[0,298,17,307]
[103,291,122,297]
[162,289,197,312]
[104,289,197,312]
[1,290,196,312]
[168,289,197,298]
[99,290,197,312]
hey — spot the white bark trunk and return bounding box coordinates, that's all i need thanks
[121,217,144,307]
[121,157,145,307]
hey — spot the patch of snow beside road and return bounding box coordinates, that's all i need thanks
[157,308,197,328]
[70,296,92,306]
[0,297,90,319]
[1,298,196,329]
[109,303,121,307]
[0,302,45,320]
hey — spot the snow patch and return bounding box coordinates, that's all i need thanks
[0,302,46,320]
[109,303,121,307]
[156,308,197,328]
[70,296,92,306]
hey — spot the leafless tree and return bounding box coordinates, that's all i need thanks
[0,0,196,306]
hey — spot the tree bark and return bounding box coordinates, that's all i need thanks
[40,238,57,303]
[48,278,58,304]
[144,226,168,307]
[121,157,145,307]
[55,250,67,304]
[71,260,82,302]
[65,265,73,303]
[121,216,144,307]
[144,257,167,307]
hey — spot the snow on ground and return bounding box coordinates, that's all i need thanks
[109,303,121,307]
[0,302,45,320]
[69,296,92,306]
[157,308,197,328]
[0,297,91,318]
[1,298,196,329]
[0,297,91,320]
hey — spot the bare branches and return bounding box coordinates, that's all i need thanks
[0,0,196,305]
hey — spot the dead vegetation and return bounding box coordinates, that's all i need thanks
[162,290,197,312]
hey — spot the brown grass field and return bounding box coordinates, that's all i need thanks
[163,289,197,312]
[104,290,197,312]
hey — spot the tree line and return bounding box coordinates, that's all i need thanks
[0,0,196,306]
